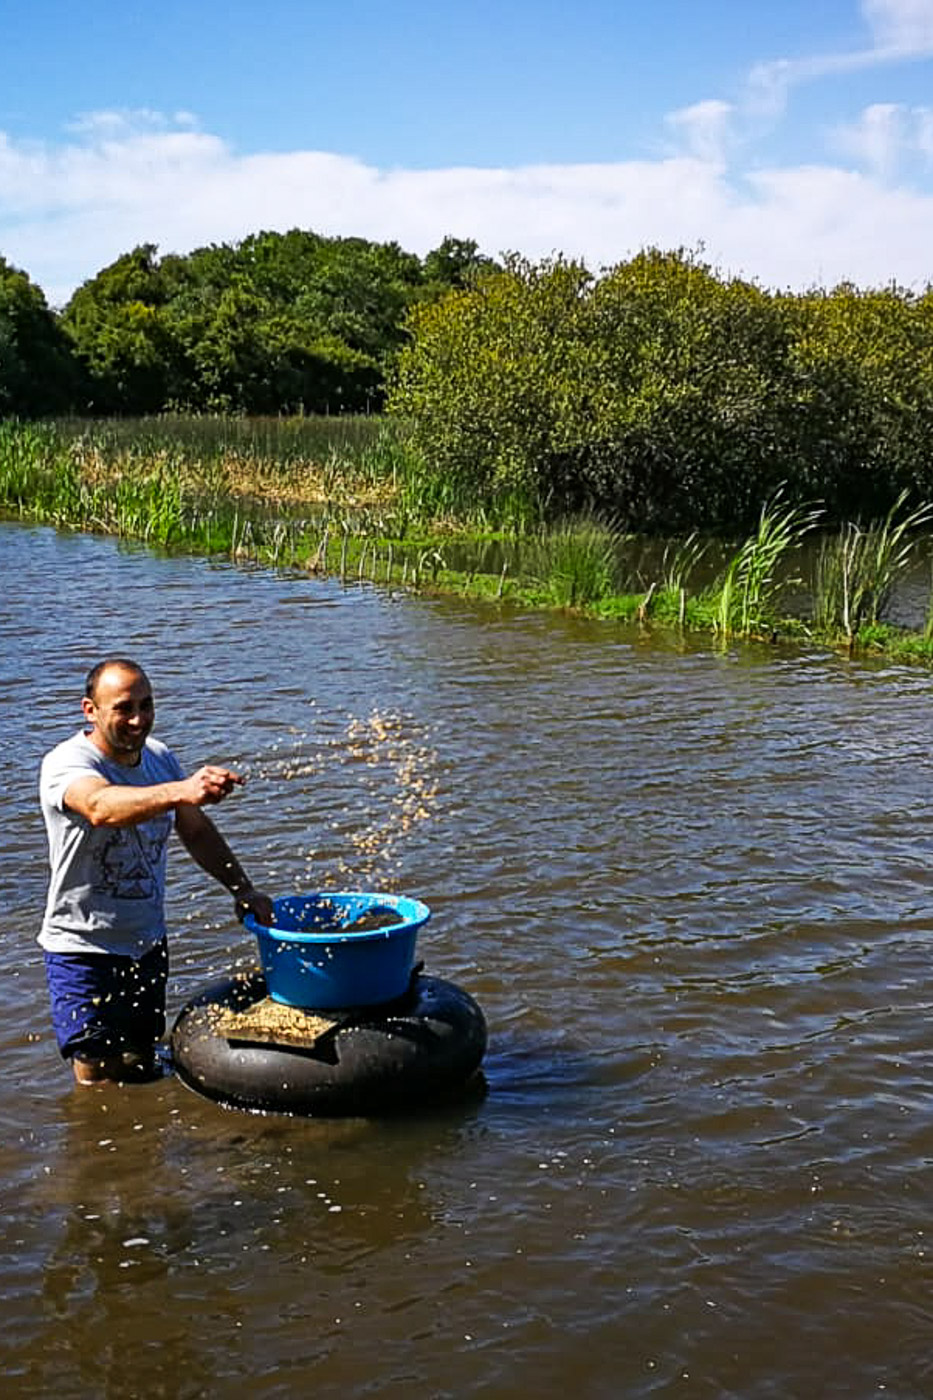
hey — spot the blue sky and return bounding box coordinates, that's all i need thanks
[3,0,933,305]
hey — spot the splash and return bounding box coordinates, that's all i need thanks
[231,708,439,893]
[327,708,439,887]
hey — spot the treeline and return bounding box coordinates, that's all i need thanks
[0,233,494,417]
[390,250,933,530]
[4,236,933,530]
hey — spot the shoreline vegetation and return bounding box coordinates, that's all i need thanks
[7,239,933,666]
[6,415,933,666]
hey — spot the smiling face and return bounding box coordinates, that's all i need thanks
[82,663,155,765]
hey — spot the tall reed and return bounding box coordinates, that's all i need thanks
[520,516,626,608]
[812,491,933,641]
[712,491,822,638]
[656,531,709,627]
[50,413,387,470]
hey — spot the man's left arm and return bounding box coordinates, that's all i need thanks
[174,803,274,924]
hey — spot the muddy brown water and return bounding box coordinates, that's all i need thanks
[3,521,933,1397]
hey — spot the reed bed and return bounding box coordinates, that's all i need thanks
[50,414,386,468]
[518,517,629,608]
[0,418,415,551]
[5,419,933,663]
[812,492,933,642]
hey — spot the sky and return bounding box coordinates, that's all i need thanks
[3,0,933,307]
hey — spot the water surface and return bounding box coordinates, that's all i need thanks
[2,522,933,1397]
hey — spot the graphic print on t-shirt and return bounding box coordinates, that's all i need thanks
[94,826,163,900]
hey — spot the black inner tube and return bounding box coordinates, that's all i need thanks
[171,971,487,1117]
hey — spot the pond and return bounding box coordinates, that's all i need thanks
[3,521,933,1397]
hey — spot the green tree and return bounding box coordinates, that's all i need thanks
[0,255,80,416]
[61,231,440,415]
[390,255,596,513]
[422,237,498,291]
[62,245,181,412]
[782,283,933,519]
[581,249,796,527]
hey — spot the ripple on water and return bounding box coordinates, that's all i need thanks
[5,522,933,1395]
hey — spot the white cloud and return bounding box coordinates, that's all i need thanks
[832,101,908,175]
[665,101,734,167]
[916,106,933,155]
[862,0,933,50]
[832,100,933,174]
[2,107,933,306]
[747,51,875,124]
[64,108,196,137]
[745,0,933,122]
[731,164,933,291]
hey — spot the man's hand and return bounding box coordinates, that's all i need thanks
[235,886,275,927]
[179,765,244,807]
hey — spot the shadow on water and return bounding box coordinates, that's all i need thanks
[483,1024,660,1117]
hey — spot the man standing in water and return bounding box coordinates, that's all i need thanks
[38,657,274,1087]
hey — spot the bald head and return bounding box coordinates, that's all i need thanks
[85,658,149,704]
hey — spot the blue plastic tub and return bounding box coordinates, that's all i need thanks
[243,891,431,1009]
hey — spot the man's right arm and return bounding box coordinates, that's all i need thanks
[63,766,243,828]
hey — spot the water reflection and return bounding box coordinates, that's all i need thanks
[26,1075,485,1397]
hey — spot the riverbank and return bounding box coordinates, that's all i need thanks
[4,416,933,665]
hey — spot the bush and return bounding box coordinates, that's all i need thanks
[389,249,933,532]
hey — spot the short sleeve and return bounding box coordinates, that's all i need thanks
[40,748,104,814]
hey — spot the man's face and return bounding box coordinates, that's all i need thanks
[82,666,155,764]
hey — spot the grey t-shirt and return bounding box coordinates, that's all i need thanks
[39,731,186,956]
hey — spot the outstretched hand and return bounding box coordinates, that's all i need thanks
[181,765,244,807]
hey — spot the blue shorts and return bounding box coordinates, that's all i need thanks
[44,939,169,1060]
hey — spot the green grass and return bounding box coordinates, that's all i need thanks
[813,491,933,641]
[50,413,387,468]
[710,490,822,639]
[7,418,933,666]
[518,516,627,608]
